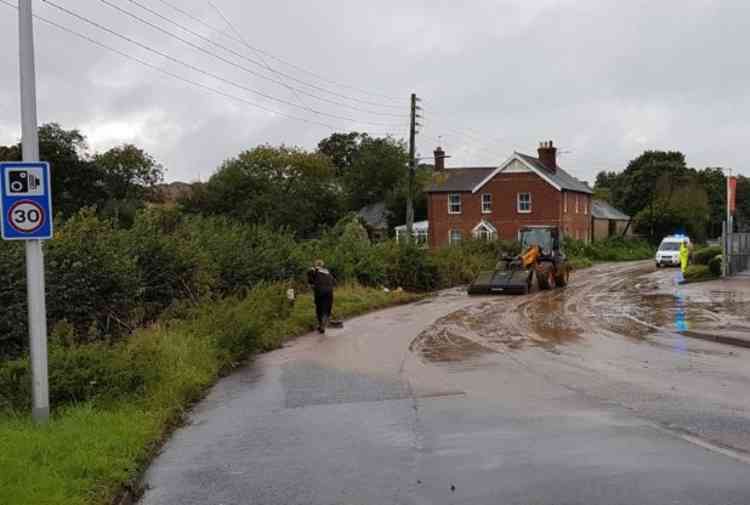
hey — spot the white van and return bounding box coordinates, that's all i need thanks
[655,235,691,268]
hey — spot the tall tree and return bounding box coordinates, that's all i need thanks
[318,132,408,211]
[94,144,164,226]
[696,167,726,239]
[94,144,164,201]
[612,150,689,218]
[0,123,106,217]
[182,145,344,238]
[317,132,365,177]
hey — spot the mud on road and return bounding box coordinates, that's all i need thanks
[412,261,750,359]
[411,261,750,455]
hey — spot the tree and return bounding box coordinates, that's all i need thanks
[94,144,164,225]
[94,144,164,201]
[182,145,344,238]
[696,167,726,239]
[634,173,710,242]
[318,132,408,211]
[736,175,750,231]
[385,165,431,229]
[317,132,365,177]
[612,151,689,218]
[592,170,621,203]
[0,123,106,217]
[344,136,408,210]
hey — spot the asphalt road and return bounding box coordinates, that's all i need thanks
[139,262,750,505]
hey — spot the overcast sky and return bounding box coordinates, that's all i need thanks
[1,0,748,183]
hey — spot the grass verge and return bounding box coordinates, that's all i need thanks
[0,284,420,505]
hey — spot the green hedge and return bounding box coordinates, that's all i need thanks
[564,236,654,261]
[709,255,723,277]
[684,264,713,282]
[693,245,723,265]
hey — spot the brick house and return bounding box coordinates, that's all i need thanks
[426,141,593,248]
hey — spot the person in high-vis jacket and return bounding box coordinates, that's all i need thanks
[307,259,336,333]
[679,240,690,274]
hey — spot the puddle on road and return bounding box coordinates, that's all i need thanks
[411,328,495,363]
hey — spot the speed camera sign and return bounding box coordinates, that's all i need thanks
[0,162,52,240]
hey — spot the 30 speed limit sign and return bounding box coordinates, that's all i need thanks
[0,162,53,240]
[8,200,45,233]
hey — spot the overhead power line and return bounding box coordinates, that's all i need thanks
[102,0,405,118]
[0,0,410,135]
[155,0,403,103]
[39,0,405,128]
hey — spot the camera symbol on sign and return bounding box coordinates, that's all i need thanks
[6,168,43,195]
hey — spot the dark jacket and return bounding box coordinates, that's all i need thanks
[307,267,336,295]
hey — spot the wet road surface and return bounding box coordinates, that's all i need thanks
[140,262,750,505]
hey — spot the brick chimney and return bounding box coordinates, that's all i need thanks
[434,146,446,171]
[537,140,557,172]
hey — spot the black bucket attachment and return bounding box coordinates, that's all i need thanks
[468,268,533,295]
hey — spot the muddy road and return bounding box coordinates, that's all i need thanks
[140,262,750,505]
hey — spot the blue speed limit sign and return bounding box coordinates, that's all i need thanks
[0,162,53,240]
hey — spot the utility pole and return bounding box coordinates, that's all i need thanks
[19,0,49,423]
[406,93,420,238]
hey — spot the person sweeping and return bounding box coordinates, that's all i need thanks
[307,259,336,334]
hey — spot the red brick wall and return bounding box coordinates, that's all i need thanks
[561,191,592,242]
[427,173,590,247]
[428,172,594,247]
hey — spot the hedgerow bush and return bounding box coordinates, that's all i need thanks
[693,245,722,265]
[564,236,654,261]
[183,215,305,294]
[122,209,215,320]
[709,255,723,276]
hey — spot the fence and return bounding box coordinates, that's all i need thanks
[725,230,750,275]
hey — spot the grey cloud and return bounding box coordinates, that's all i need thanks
[0,0,748,185]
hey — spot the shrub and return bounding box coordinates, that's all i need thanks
[45,209,141,343]
[564,237,654,261]
[684,264,713,282]
[0,342,155,411]
[183,283,292,367]
[184,216,305,294]
[0,242,26,358]
[122,209,215,320]
[709,255,723,277]
[382,240,439,291]
[693,245,723,265]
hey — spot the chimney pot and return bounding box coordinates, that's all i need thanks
[537,140,557,172]
[434,146,445,171]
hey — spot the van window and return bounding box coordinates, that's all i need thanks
[659,242,680,251]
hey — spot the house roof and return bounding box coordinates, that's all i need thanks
[514,153,593,194]
[426,152,593,195]
[426,166,496,192]
[357,201,389,229]
[591,199,630,221]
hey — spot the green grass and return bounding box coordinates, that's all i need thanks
[0,284,420,505]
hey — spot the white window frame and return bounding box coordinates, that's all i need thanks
[563,192,568,213]
[449,229,463,244]
[448,193,462,214]
[575,194,580,214]
[481,193,492,214]
[583,196,588,215]
[517,192,532,214]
